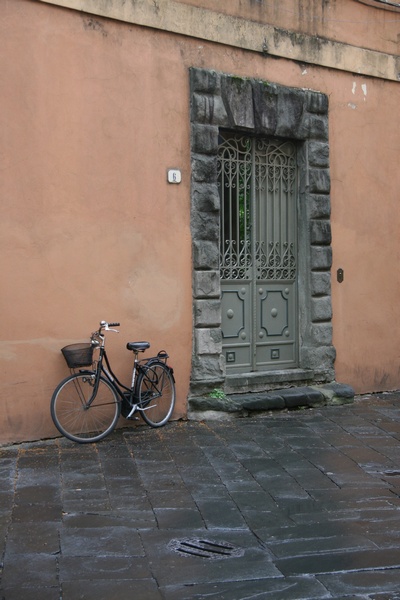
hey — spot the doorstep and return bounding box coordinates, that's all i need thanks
[188,382,354,420]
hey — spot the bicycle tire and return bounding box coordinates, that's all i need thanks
[137,361,175,427]
[50,373,120,443]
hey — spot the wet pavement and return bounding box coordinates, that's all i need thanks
[2,394,400,599]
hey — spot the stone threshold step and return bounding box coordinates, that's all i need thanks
[188,382,354,418]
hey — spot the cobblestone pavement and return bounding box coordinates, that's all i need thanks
[2,394,400,599]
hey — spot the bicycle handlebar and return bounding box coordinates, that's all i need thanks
[90,321,120,346]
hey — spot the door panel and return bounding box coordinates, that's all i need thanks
[255,282,297,368]
[221,282,252,371]
[218,133,298,373]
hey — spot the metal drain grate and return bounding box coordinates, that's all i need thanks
[168,537,244,560]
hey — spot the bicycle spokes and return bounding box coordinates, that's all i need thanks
[51,374,120,443]
[137,362,175,427]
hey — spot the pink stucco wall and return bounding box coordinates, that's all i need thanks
[1,0,399,442]
[330,75,400,392]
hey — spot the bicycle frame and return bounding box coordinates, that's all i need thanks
[82,345,135,402]
[84,343,167,419]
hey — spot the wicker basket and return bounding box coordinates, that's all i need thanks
[61,343,94,368]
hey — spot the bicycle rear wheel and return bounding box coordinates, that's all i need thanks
[51,373,120,443]
[137,361,175,427]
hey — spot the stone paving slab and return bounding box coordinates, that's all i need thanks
[1,393,400,598]
[162,577,335,600]
[318,569,400,598]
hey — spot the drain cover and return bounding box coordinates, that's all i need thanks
[168,537,244,560]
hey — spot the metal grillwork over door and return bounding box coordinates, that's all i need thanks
[218,133,298,372]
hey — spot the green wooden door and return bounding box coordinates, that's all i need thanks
[218,133,298,372]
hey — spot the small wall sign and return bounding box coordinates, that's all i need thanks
[167,169,182,184]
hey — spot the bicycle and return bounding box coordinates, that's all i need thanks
[50,321,175,443]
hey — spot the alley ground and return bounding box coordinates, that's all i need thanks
[1,394,400,599]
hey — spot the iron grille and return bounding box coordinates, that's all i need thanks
[218,135,297,282]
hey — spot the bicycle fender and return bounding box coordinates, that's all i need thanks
[142,359,175,381]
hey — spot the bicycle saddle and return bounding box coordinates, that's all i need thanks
[126,342,150,352]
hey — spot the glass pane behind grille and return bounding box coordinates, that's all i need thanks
[255,139,297,281]
[218,135,252,281]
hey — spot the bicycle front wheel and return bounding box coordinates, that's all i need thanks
[51,373,120,443]
[137,361,175,427]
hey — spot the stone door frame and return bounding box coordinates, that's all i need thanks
[189,67,335,398]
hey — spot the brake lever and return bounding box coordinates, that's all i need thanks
[100,320,120,333]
